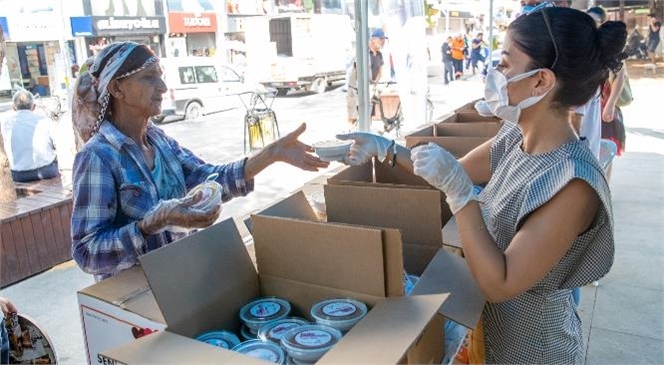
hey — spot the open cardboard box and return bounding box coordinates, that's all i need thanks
[100,210,449,364]
[77,266,167,365]
[405,121,502,157]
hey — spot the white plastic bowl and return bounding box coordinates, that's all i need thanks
[239,297,292,334]
[186,180,222,212]
[310,298,367,333]
[195,330,241,349]
[312,140,352,162]
[232,339,286,364]
[280,324,342,363]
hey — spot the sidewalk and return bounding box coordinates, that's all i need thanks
[0,66,661,365]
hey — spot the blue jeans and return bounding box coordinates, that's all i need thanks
[11,159,59,183]
[1,319,9,365]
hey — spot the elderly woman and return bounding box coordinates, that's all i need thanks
[71,42,328,281]
[339,6,623,363]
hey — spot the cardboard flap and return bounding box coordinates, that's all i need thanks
[79,266,165,323]
[327,162,372,185]
[435,122,501,137]
[374,159,430,187]
[410,249,486,329]
[317,294,449,364]
[404,136,490,157]
[251,215,387,297]
[139,219,259,337]
[101,331,269,365]
[325,184,443,247]
[244,191,318,232]
[442,216,462,249]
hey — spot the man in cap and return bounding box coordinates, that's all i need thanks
[346,28,387,128]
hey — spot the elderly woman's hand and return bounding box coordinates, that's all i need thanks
[138,193,221,236]
[274,123,330,171]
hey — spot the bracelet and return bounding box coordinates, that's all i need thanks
[389,140,397,167]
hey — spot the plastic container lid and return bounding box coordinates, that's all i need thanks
[186,174,222,212]
[195,330,241,349]
[241,324,257,341]
[310,298,367,333]
[280,324,342,363]
[258,317,309,344]
[239,297,292,334]
[232,339,286,364]
[312,140,352,162]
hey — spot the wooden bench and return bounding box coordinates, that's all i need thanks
[0,178,73,288]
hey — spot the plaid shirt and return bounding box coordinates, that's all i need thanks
[71,121,253,281]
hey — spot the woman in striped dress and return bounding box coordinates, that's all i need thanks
[338,6,626,363]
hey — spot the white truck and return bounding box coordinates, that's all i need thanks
[244,13,354,95]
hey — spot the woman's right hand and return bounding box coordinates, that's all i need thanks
[1,297,18,316]
[138,193,221,235]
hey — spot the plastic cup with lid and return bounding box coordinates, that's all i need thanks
[310,298,367,333]
[239,297,292,334]
[258,317,309,344]
[195,330,241,349]
[280,324,342,363]
[232,339,286,364]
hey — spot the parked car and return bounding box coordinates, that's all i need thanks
[154,57,261,122]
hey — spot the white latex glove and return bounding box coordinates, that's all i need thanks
[138,193,221,235]
[411,143,476,214]
[336,132,393,166]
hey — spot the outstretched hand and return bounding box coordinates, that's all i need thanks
[275,123,330,171]
[1,296,18,315]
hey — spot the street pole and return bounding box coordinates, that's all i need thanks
[620,0,625,21]
[354,0,370,132]
[488,0,494,68]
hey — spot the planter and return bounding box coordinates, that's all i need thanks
[0,178,72,288]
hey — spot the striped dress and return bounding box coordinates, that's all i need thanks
[479,122,615,364]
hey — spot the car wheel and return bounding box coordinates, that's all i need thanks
[310,78,326,94]
[276,88,288,96]
[185,101,204,120]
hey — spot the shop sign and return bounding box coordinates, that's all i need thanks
[5,14,63,42]
[167,13,217,33]
[91,16,166,35]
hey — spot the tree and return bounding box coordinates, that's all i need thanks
[0,22,18,203]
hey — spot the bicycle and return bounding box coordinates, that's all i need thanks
[371,81,434,137]
[239,88,281,154]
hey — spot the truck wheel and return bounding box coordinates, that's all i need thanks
[184,101,204,121]
[311,78,327,94]
[276,88,288,96]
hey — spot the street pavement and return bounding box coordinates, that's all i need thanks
[0,61,662,364]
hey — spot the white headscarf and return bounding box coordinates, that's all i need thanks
[87,42,158,134]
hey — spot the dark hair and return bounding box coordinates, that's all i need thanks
[508,7,627,109]
[587,7,607,23]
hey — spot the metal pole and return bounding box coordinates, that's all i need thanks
[488,0,494,69]
[354,0,370,132]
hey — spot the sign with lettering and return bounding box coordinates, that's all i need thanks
[167,12,217,33]
[5,14,64,42]
[91,16,166,35]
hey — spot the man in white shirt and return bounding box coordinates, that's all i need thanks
[571,90,601,160]
[1,90,59,182]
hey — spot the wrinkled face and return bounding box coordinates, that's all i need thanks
[111,63,167,118]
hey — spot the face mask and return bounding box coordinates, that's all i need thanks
[483,67,554,123]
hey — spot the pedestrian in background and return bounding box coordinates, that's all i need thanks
[346,29,386,128]
[441,36,454,85]
[0,89,59,182]
[646,13,661,68]
[451,34,465,79]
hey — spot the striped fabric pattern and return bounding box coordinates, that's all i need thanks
[71,120,253,281]
[479,122,614,364]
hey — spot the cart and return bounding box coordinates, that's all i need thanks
[239,89,281,154]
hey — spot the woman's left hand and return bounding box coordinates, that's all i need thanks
[275,123,330,171]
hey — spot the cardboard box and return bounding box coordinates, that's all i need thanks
[100,214,450,364]
[405,121,502,157]
[442,216,464,257]
[77,268,166,365]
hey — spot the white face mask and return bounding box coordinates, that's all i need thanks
[483,67,554,123]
